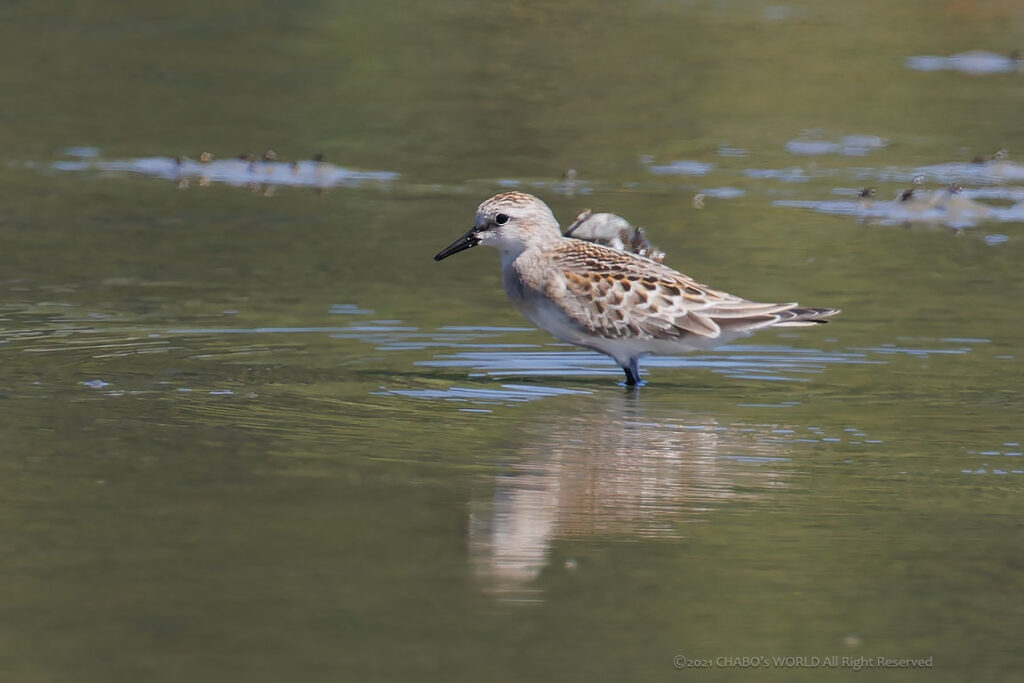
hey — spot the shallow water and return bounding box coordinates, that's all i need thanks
[3,1,1024,681]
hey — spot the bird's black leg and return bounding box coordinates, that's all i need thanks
[620,357,645,388]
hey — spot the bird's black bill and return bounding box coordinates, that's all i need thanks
[434,228,480,261]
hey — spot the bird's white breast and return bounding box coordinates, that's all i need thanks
[501,251,586,345]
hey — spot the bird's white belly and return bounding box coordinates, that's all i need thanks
[518,296,591,346]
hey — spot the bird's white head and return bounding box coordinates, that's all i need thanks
[434,192,561,261]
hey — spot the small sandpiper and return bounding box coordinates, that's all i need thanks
[435,192,839,386]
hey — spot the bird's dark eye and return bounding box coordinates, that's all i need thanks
[495,213,510,225]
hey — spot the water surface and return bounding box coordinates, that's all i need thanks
[2,1,1023,681]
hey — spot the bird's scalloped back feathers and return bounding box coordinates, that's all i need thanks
[547,240,836,341]
[552,240,731,295]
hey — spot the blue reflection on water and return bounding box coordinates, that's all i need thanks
[906,51,1022,75]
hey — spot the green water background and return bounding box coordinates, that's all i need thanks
[2,1,1023,680]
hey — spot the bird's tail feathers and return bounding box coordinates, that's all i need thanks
[772,307,840,327]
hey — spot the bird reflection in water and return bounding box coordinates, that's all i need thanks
[467,393,794,601]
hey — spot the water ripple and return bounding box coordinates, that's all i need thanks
[415,345,878,384]
[785,135,887,157]
[376,384,590,404]
[775,193,1024,229]
[51,154,398,189]
[646,160,716,176]
[906,51,1022,75]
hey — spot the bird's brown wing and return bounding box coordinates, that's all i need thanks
[543,240,834,341]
